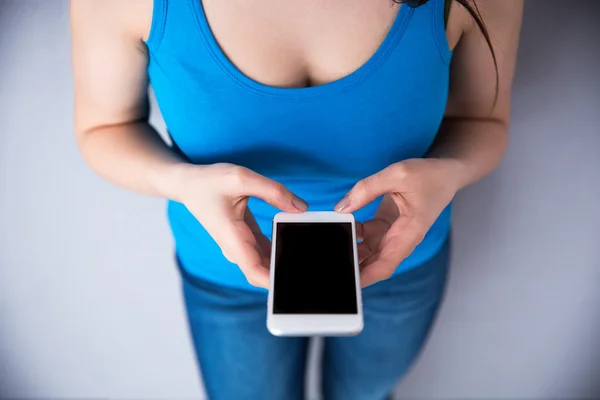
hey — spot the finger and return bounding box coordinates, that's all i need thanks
[373,194,400,223]
[255,234,272,265]
[244,208,272,264]
[244,207,262,234]
[355,222,364,242]
[227,167,308,212]
[362,219,389,249]
[359,218,423,287]
[360,250,401,288]
[210,218,270,288]
[358,253,385,287]
[357,241,373,264]
[334,164,401,213]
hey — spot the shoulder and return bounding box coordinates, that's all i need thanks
[69,0,153,42]
[444,0,473,51]
[445,0,523,50]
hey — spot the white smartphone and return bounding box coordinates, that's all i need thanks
[267,211,363,336]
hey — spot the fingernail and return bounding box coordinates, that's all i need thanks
[334,196,351,212]
[293,197,309,211]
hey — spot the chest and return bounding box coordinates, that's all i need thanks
[199,0,399,88]
[147,0,454,179]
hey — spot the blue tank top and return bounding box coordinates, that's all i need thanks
[146,0,453,291]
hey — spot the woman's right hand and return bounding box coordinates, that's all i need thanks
[70,2,305,289]
[175,163,308,288]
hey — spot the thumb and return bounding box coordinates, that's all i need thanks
[335,165,399,213]
[229,167,308,212]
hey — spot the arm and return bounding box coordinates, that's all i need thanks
[427,0,524,190]
[336,0,524,286]
[70,0,187,201]
[70,0,306,288]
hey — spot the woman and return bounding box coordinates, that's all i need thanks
[70,0,522,398]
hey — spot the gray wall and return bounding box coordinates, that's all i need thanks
[0,0,598,398]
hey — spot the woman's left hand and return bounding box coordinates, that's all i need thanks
[334,158,463,287]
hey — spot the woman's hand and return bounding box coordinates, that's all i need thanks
[335,158,463,287]
[176,163,308,288]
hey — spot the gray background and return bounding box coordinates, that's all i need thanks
[1,0,599,398]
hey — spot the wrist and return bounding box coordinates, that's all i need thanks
[427,157,473,193]
[158,162,201,203]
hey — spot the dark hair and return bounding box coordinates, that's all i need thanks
[400,0,499,106]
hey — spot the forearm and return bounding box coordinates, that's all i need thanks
[426,116,509,191]
[76,122,191,202]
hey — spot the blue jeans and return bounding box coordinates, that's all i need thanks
[181,240,449,400]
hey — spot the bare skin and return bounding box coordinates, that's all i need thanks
[70,0,523,288]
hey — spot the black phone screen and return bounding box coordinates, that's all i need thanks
[273,222,358,314]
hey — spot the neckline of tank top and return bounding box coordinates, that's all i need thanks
[189,0,414,99]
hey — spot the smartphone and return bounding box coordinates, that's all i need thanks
[267,211,363,336]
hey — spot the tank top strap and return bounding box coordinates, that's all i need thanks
[431,0,453,63]
[400,0,452,64]
[146,0,204,52]
[145,0,167,51]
